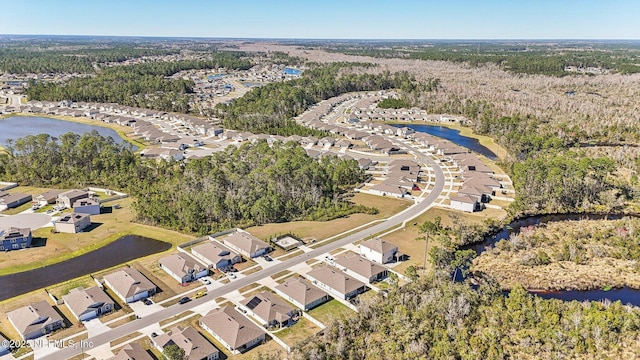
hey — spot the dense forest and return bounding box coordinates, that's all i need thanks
[326,42,640,76]
[216,62,426,135]
[24,53,253,113]
[0,132,370,234]
[290,277,640,359]
[281,228,640,360]
[0,46,180,74]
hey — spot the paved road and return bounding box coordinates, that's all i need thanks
[41,120,446,360]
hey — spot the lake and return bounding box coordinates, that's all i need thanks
[0,116,134,149]
[0,235,171,301]
[393,123,497,160]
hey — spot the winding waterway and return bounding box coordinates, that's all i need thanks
[466,213,640,306]
[0,116,136,149]
[0,235,170,301]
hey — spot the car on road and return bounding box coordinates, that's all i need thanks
[178,297,191,304]
[193,291,206,299]
[199,277,211,285]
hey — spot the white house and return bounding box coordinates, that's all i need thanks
[103,268,156,303]
[62,286,114,322]
[306,265,367,300]
[359,238,398,264]
[199,306,265,354]
[191,241,241,270]
[450,195,480,213]
[158,253,209,284]
[222,230,270,258]
[274,277,331,311]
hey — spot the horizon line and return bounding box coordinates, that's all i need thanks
[1,34,640,42]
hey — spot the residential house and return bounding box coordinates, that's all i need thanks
[318,137,335,147]
[396,127,415,138]
[158,253,209,284]
[199,306,265,354]
[222,230,270,258]
[191,241,241,270]
[368,183,406,198]
[54,213,91,233]
[62,286,114,322]
[7,301,64,340]
[72,198,101,215]
[0,227,32,251]
[141,148,185,161]
[153,326,219,360]
[0,193,32,211]
[238,292,298,328]
[450,195,480,213]
[335,139,352,149]
[57,189,89,209]
[359,238,399,264]
[108,343,154,360]
[103,267,156,303]
[334,253,389,283]
[357,158,376,170]
[306,265,367,300]
[34,189,63,206]
[274,277,331,311]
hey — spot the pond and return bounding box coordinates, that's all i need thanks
[0,235,170,301]
[0,116,135,149]
[465,213,640,306]
[393,123,497,160]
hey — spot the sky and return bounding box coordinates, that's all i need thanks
[0,0,639,39]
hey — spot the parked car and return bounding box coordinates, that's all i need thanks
[142,298,153,306]
[263,255,273,262]
[178,297,191,304]
[228,273,237,279]
[199,277,211,285]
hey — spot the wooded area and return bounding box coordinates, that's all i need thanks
[24,53,253,113]
[0,133,370,234]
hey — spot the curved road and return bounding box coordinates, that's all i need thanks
[41,129,446,360]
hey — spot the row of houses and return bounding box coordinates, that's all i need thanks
[368,159,422,198]
[159,230,271,285]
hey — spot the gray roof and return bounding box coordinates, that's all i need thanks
[109,343,153,360]
[158,253,207,279]
[7,301,63,338]
[56,212,90,224]
[154,326,219,360]
[58,189,88,200]
[223,231,269,255]
[200,306,265,350]
[35,189,64,202]
[0,227,31,241]
[72,198,99,208]
[240,291,295,325]
[306,265,366,295]
[0,193,32,205]
[62,286,113,320]
[275,277,329,308]
[334,253,387,279]
[360,238,398,254]
[192,241,239,265]
[104,268,156,299]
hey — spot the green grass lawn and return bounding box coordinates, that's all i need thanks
[307,299,355,325]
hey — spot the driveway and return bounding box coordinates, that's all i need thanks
[0,213,51,229]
